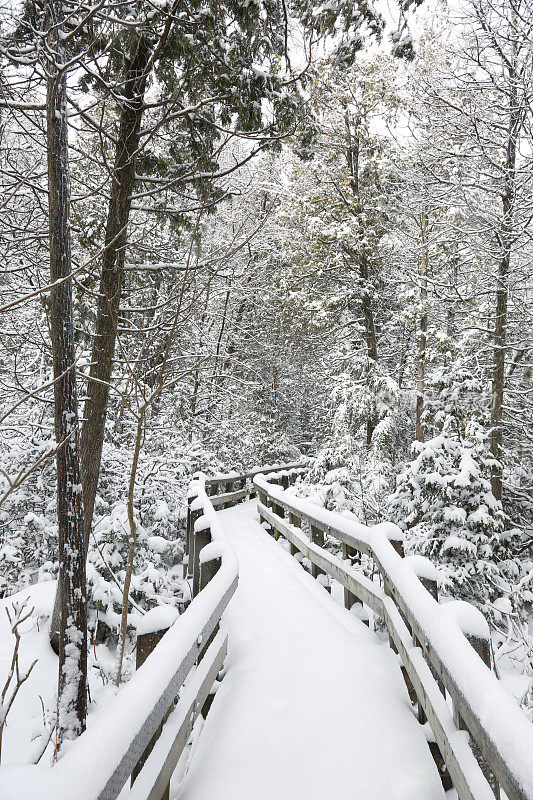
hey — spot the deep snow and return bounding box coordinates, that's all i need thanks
[0,581,117,767]
[178,500,445,800]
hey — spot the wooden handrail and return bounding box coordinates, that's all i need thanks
[1,477,238,800]
[186,462,309,532]
[254,474,533,800]
[9,460,529,800]
[203,461,309,490]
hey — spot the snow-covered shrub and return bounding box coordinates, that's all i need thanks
[422,355,488,440]
[390,422,521,612]
[87,502,188,642]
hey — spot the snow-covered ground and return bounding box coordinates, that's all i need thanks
[177,501,445,800]
[0,581,116,767]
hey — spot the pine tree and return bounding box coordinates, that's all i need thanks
[391,359,521,611]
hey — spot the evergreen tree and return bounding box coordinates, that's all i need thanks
[391,359,521,611]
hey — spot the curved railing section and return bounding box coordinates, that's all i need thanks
[2,474,239,800]
[200,461,308,509]
[254,473,533,800]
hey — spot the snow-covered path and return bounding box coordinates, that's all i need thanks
[178,501,445,800]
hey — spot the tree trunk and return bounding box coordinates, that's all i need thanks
[490,80,518,502]
[415,211,428,442]
[345,111,378,445]
[115,407,145,686]
[50,36,150,653]
[46,0,87,746]
[359,250,378,364]
[81,37,150,544]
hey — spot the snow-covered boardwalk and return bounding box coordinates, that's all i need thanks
[179,501,445,800]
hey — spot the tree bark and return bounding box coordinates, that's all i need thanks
[490,78,518,502]
[415,211,428,442]
[50,36,150,653]
[46,0,87,746]
[81,37,150,544]
[345,111,378,445]
[115,406,145,685]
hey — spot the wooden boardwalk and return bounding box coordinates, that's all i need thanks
[178,501,445,800]
[4,465,533,800]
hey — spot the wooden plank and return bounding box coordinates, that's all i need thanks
[257,503,383,615]
[383,600,496,800]
[260,483,523,799]
[258,492,516,800]
[454,635,500,799]
[260,491,372,558]
[127,631,228,800]
[132,629,173,798]
[369,555,522,800]
[210,488,249,508]
[204,462,308,490]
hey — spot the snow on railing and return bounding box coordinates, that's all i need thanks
[1,476,238,800]
[200,460,309,509]
[186,462,308,522]
[253,474,533,800]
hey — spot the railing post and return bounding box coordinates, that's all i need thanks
[186,495,192,577]
[310,524,331,593]
[342,543,358,610]
[258,488,268,527]
[223,480,233,509]
[197,548,223,718]
[188,503,202,580]
[272,500,285,541]
[193,522,211,598]
[288,511,301,556]
[447,602,500,799]
[132,610,178,800]
[198,551,222,691]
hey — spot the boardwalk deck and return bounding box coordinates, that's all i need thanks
[178,501,445,800]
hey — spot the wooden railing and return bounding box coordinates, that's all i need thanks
[1,474,238,800]
[254,474,533,800]
[185,463,307,594]
[200,461,308,509]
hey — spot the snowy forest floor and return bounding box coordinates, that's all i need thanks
[0,581,118,766]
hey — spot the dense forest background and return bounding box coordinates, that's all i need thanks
[1,0,532,741]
